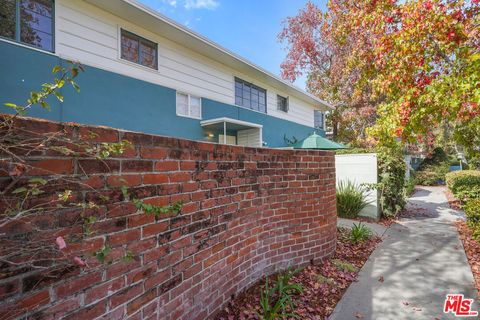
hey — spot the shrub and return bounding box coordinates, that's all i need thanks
[464,199,480,241]
[414,147,456,186]
[336,180,369,218]
[404,176,416,197]
[377,148,406,218]
[349,222,372,243]
[446,170,480,202]
[335,148,372,155]
[414,162,450,185]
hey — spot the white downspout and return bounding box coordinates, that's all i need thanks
[223,121,227,144]
[259,128,263,147]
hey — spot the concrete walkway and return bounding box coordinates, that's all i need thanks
[331,186,479,319]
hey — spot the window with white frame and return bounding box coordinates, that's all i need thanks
[176,92,201,119]
[314,110,324,130]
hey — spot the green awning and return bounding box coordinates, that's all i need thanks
[292,132,348,150]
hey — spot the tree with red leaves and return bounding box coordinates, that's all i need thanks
[280,0,479,156]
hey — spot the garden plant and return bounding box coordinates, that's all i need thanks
[336,180,369,218]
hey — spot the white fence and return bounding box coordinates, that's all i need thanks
[335,153,380,220]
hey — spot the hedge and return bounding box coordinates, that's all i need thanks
[464,199,480,241]
[445,170,480,202]
[415,147,451,185]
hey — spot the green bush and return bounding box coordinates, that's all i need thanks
[414,162,450,185]
[418,147,449,168]
[415,147,452,186]
[336,180,369,218]
[446,170,480,202]
[335,148,372,155]
[377,148,406,218]
[464,199,480,241]
[404,176,416,197]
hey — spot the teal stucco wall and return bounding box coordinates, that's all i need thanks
[0,41,325,147]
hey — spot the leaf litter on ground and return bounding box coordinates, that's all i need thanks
[215,228,381,319]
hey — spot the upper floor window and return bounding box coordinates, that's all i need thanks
[176,92,201,119]
[314,110,324,130]
[234,78,266,113]
[277,95,288,113]
[120,29,157,70]
[0,0,54,52]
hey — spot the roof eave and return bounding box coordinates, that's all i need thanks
[84,0,334,111]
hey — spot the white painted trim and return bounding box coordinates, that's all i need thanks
[200,117,263,129]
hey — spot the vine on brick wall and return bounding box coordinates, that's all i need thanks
[0,64,182,279]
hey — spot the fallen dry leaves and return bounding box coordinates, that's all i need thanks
[398,203,434,219]
[444,189,462,210]
[455,220,480,297]
[215,228,381,320]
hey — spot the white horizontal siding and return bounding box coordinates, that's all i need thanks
[54,0,317,128]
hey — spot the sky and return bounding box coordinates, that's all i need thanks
[137,0,328,90]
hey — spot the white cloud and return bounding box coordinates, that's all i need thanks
[160,0,177,7]
[184,0,219,10]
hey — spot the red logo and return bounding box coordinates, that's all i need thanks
[443,294,478,317]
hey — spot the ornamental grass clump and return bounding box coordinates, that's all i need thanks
[259,269,303,320]
[336,180,369,218]
[349,222,373,244]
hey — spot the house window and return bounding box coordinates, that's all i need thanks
[176,92,201,119]
[277,95,288,112]
[314,110,324,130]
[234,78,266,113]
[0,0,54,52]
[120,29,157,69]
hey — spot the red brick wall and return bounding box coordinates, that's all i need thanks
[0,117,337,320]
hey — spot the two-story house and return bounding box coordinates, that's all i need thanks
[0,0,332,147]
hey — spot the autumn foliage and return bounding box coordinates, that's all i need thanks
[280,0,479,152]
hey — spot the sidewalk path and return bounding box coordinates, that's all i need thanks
[331,186,479,319]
